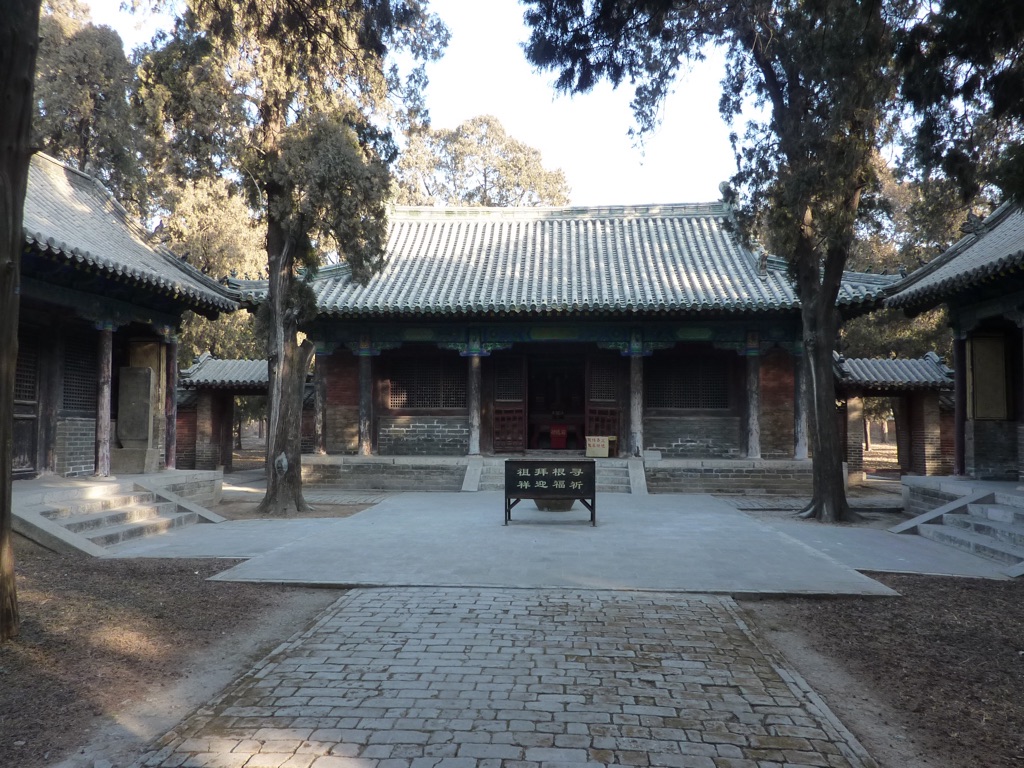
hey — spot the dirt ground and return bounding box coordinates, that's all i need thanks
[2,488,1022,768]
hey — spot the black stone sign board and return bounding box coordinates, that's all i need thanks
[504,459,596,526]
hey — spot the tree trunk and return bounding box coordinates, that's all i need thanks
[800,291,854,523]
[0,0,42,642]
[257,214,312,516]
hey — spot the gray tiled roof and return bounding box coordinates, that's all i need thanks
[887,202,1024,311]
[834,351,953,391]
[232,204,894,318]
[180,354,268,390]
[23,153,237,313]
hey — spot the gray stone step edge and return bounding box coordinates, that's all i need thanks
[888,489,993,534]
[14,481,225,557]
[88,511,200,547]
[969,501,1024,525]
[918,523,1024,570]
[61,501,178,533]
[945,512,1024,548]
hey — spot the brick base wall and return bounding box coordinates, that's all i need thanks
[966,419,1018,479]
[302,460,466,491]
[378,416,469,456]
[644,416,742,458]
[904,484,960,517]
[55,417,96,477]
[645,460,812,495]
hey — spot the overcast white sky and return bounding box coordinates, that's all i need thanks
[87,0,737,206]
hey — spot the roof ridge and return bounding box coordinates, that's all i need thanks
[389,202,730,221]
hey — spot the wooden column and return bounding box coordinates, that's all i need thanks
[95,323,113,477]
[629,354,644,457]
[794,352,809,459]
[358,354,372,456]
[164,332,178,470]
[953,335,967,476]
[746,349,761,459]
[467,355,482,455]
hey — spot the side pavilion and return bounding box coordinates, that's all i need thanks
[888,202,1024,480]
[238,203,894,488]
[13,153,237,479]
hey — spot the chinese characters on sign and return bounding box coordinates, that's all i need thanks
[514,465,586,491]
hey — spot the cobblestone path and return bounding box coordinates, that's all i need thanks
[136,588,876,768]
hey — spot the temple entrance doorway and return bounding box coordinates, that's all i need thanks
[528,355,586,450]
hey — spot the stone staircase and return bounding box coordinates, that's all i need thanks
[895,490,1024,578]
[478,457,632,493]
[13,471,224,557]
[41,490,197,550]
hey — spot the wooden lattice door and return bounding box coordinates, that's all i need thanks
[586,356,621,444]
[13,334,40,478]
[492,356,526,452]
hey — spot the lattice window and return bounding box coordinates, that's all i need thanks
[63,342,98,412]
[494,359,524,402]
[589,360,618,402]
[15,344,38,403]
[388,357,466,409]
[646,356,730,409]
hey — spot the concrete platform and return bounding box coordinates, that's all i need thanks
[109,491,898,596]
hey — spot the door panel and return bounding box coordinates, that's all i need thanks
[586,356,622,445]
[492,356,526,452]
[13,337,40,478]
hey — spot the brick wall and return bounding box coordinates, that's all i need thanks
[378,415,469,456]
[905,484,960,517]
[759,349,795,459]
[176,409,197,470]
[908,392,941,476]
[940,409,955,476]
[55,417,95,476]
[646,461,812,495]
[644,416,742,458]
[324,354,360,454]
[195,391,224,470]
[303,460,466,491]
[966,419,1018,479]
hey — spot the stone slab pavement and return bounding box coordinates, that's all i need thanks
[760,518,1007,579]
[135,587,877,768]
[109,491,896,596]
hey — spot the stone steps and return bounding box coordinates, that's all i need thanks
[947,510,1024,549]
[919,522,1024,567]
[38,488,201,551]
[86,510,199,548]
[970,500,1024,526]
[60,501,178,534]
[42,492,159,520]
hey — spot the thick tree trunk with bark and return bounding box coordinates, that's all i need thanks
[0,0,42,642]
[257,213,313,516]
[799,295,853,522]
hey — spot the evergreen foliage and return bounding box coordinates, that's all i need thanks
[394,115,571,206]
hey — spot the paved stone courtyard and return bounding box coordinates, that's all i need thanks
[137,588,875,768]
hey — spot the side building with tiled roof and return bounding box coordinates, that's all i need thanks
[174,353,316,470]
[14,153,237,479]
[833,352,955,479]
[888,202,1024,480]
[235,203,895,490]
